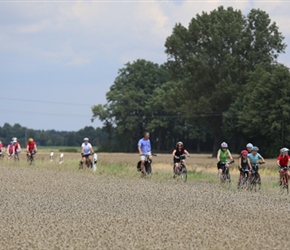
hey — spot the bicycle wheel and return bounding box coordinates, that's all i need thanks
[145,162,152,178]
[285,174,289,195]
[248,176,255,191]
[181,166,187,183]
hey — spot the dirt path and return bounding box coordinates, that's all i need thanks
[0,166,289,249]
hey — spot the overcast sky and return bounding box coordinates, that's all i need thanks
[1,0,290,131]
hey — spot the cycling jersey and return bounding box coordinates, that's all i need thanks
[174,148,185,157]
[7,144,15,154]
[277,154,290,166]
[240,158,249,169]
[218,149,230,163]
[14,142,20,150]
[27,142,36,151]
[82,142,92,155]
[247,153,262,165]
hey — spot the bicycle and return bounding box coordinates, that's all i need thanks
[173,155,189,182]
[220,160,234,188]
[79,153,93,169]
[27,150,36,165]
[279,166,289,195]
[137,154,156,178]
[248,162,264,192]
[238,167,250,190]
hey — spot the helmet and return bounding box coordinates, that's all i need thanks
[252,146,259,151]
[10,141,14,145]
[83,138,89,141]
[221,142,228,148]
[12,137,17,142]
[28,138,33,142]
[280,147,289,154]
[176,141,183,146]
[246,143,253,148]
[241,150,248,155]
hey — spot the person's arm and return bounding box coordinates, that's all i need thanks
[238,157,242,169]
[228,151,233,161]
[277,156,281,167]
[172,149,176,157]
[90,145,94,154]
[184,149,190,156]
[18,143,22,151]
[247,157,252,169]
[34,144,38,152]
[26,144,29,153]
[217,150,220,162]
[259,154,265,163]
[138,146,142,155]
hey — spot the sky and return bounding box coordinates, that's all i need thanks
[0,0,290,131]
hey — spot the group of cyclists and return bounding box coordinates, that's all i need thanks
[137,131,290,188]
[0,137,38,161]
[2,132,289,189]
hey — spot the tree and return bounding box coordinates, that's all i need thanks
[164,6,286,156]
[237,64,290,156]
[92,59,168,152]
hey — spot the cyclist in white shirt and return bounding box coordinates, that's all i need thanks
[81,138,94,168]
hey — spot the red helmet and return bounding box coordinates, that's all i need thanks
[241,150,248,155]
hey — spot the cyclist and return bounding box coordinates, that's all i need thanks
[12,137,21,160]
[172,141,190,178]
[81,138,94,168]
[247,146,265,178]
[246,143,253,153]
[217,142,233,180]
[0,140,4,159]
[237,150,251,187]
[137,132,152,176]
[277,147,290,185]
[26,138,38,159]
[7,141,15,160]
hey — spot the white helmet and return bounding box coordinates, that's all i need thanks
[83,138,89,141]
[176,141,183,146]
[12,137,17,142]
[280,147,289,154]
[246,143,253,148]
[221,142,228,148]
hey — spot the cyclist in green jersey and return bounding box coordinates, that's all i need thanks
[217,142,233,180]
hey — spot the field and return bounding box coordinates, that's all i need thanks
[0,152,289,249]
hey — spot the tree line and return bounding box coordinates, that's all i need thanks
[0,123,109,150]
[91,6,290,157]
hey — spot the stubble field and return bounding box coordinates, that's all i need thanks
[0,152,289,249]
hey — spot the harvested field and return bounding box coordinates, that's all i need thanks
[0,153,288,249]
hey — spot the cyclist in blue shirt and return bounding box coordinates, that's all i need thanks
[247,146,265,178]
[137,132,152,175]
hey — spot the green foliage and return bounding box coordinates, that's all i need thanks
[237,64,290,156]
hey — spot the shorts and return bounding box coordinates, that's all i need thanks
[82,154,91,158]
[140,152,151,161]
[217,162,226,170]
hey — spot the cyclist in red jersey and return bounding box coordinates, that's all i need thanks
[26,138,37,157]
[7,141,15,160]
[12,137,21,154]
[277,148,290,185]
